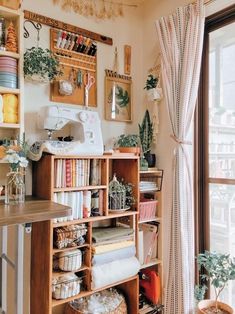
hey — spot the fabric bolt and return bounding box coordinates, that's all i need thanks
[92,240,135,255]
[91,256,140,290]
[155,1,205,313]
[92,227,134,243]
[92,245,136,265]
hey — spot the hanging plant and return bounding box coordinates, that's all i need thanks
[23,47,63,83]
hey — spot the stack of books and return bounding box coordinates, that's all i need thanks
[139,181,157,192]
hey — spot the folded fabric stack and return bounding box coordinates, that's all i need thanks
[91,227,140,290]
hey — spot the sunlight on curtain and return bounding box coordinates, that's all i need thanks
[156,1,205,313]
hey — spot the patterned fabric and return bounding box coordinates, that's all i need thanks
[155,1,205,313]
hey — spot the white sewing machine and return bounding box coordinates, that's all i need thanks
[29,105,104,161]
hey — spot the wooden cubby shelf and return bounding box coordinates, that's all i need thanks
[31,154,140,314]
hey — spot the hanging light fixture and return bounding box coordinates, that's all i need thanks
[52,0,138,20]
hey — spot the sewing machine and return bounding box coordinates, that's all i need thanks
[29,105,104,161]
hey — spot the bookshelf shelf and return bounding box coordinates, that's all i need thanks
[53,243,89,254]
[140,258,162,270]
[53,185,107,192]
[138,169,163,307]
[31,155,140,314]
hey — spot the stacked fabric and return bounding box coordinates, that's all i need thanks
[91,227,140,290]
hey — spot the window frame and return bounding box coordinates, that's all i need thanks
[195,3,235,258]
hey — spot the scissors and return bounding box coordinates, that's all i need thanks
[84,72,95,108]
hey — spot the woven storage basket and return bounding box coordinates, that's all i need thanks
[139,199,158,221]
[65,298,127,314]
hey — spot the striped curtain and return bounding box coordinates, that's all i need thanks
[155,1,205,313]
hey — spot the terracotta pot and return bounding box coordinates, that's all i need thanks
[198,299,234,314]
[118,147,140,155]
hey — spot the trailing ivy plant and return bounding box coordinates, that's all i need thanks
[24,47,62,82]
[139,109,153,154]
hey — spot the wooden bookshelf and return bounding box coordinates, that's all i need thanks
[31,154,140,314]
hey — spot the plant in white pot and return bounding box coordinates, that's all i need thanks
[144,74,162,102]
[196,251,235,314]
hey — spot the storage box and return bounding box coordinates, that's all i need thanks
[139,199,158,222]
[52,274,82,300]
[0,0,21,10]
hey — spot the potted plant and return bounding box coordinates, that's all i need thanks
[196,250,235,314]
[24,47,62,83]
[114,134,140,154]
[144,74,162,102]
[139,109,156,168]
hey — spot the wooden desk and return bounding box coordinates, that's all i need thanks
[0,198,71,314]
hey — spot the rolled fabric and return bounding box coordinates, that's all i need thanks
[92,240,134,255]
[92,245,136,266]
[91,256,140,290]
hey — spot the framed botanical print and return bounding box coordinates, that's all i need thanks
[105,75,132,122]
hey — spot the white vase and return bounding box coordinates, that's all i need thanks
[147,87,163,101]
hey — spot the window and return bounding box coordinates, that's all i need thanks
[197,5,235,307]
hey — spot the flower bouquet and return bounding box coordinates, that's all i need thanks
[3,136,28,204]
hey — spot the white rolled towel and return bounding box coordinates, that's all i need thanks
[91,256,140,290]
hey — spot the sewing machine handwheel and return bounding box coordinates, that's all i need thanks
[78,111,88,122]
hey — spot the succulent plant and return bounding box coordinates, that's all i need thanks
[116,134,139,148]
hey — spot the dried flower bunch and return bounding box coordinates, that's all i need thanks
[53,0,124,20]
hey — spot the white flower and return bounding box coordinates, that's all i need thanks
[19,157,28,168]
[5,153,20,164]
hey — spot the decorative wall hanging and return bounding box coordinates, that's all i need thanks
[50,28,97,107]
[52,0,138,20]
[105,69,132,122]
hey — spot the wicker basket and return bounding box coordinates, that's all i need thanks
[65,298,127,314]
[139,199,158,221]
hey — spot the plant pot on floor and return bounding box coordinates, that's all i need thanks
[198,300,234,314]
[144,153,156,168]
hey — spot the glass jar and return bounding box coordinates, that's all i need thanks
[5,170,25,205]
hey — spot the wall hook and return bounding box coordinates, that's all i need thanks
[23,19,42,47]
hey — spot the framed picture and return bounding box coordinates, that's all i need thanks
[105,76,132,122]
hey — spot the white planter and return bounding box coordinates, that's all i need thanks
[146,87,163,101]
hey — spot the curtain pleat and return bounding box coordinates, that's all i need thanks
[155,1,205,313]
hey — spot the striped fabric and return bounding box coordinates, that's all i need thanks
[155,1,205,313]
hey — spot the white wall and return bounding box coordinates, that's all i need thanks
[22,0,145,193]
[142,0,235,286]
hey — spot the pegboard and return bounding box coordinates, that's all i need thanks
[50,28,97,107]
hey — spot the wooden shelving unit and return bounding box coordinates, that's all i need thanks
[138,169,164,310]
[31,154,140,314]
[0,5,24,185]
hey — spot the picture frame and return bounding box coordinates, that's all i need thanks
[105,76,132,122]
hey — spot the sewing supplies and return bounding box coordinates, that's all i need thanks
[55,30,97,56]
[84,72,95,108]
[77,69,83,88]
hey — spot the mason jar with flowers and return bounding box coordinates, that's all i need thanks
[3,139,28,204]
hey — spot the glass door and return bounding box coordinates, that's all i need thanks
[208,21,235,306]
